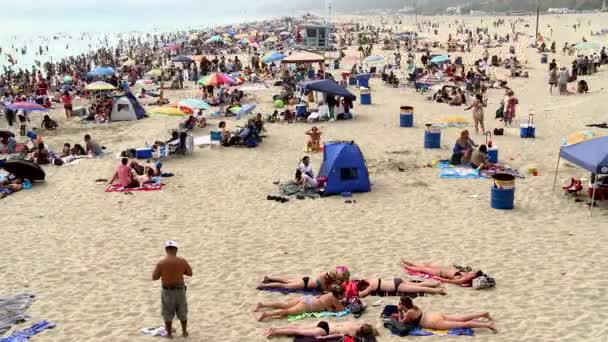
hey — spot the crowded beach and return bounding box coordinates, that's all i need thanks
[1,8,608,342]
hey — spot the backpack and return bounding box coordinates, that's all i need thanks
[383,318,415,336]
[493,128,504,136]
[472,274,496,289]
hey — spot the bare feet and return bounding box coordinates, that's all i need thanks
[256,312,267,322]
[182,331,189,337]
[253,302,264,312]
[400,260,412,267]
[489,322,498,334]
[264,328,276,337]
[485,313,495,321]
[438,287,447,295]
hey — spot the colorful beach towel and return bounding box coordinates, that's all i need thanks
[104,183,163,192]
[288,308,351,322]
[404,269,471,287]
[435,161,524,179]
[0,320,55,342]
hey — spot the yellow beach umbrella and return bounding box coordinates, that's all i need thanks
[145,69,163,77]
[85,81,116,91]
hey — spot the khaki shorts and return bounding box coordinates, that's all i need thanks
[161,287,188,322]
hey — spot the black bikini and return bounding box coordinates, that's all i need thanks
[317,321,330,335]
[302,277,310,290]
[393,278,404,289]
[413,312,423,326]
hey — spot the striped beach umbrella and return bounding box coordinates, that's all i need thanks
[6,102,49,112]
[197,73,236,86]
[179,99,210,110]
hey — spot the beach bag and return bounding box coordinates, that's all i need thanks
[450,153,463,166]
[493,128,504,136]
[346,297,365,318]
[472,273,496,289]
[495,105,504,119]
[383,318,415,336]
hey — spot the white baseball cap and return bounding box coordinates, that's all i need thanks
[164,240,178,249]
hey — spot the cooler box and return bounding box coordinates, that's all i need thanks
[360,88,371,105]
[520,124,536,138]
[487,147,499,163]
[400,106,414,127]
[136,148,154,159]
[295,104,307,116]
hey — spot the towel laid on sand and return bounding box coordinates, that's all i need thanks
[257,287,321,295]
[381,306,474,337]
[288,308,351,322]
[105,183,163,192]
[0,320,55,342]
[436,161,524,179]
[0,294,35,335]
[140,326,168,337]
[294,336,377,342]
[404,269,471,287]
[278,181,321,199]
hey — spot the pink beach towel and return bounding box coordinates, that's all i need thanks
[104,183,163,192]
[404,269,471,287]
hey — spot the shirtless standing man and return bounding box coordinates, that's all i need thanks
[152,240,193,338]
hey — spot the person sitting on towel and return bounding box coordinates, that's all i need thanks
[470,144,492,170]
[397,297,497,333]
[254,285,346,321]
[356,278,446,298]
[264,322,378,339]
[109,158,140,188]
[298,156,314,178]
[295,169,320,190]
[400,260,482,286]
[451,130,477,165]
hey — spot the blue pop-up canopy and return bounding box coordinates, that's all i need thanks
[300,80,356,100]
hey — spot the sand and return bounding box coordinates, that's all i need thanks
[1,13,607,342]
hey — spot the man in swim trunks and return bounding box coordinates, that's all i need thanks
[152,240,193,338]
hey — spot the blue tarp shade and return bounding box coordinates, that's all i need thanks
[559,137,608,174]
[301,80,356,100]
[88,66,115,77]
[319,141,371,195]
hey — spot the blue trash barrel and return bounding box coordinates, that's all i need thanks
[520,124,536,138]
[491,187,515,210]
[348,76,357,86]
[487,148,498,163]
[360,88,371,105]
[400,106,414,127]
[540,53,548,64]
[424,130,441,149]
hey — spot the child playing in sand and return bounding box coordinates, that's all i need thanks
[306,126,322,152]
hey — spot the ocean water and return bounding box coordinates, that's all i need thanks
[0,8,275,69]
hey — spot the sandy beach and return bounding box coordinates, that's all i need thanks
[1,13,608,342]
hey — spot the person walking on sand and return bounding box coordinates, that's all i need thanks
[152,240,193,339]
[465,94,485,134]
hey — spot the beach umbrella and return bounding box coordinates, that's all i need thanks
[0,130,15,139]
[205,36,223,44]
[566,130,604,146]
[145,69,163,77]
[223,37,233,44]
[417,75,441,85]
[197,73,236,86]
[63,75,73,82]
[178,99,210,110]
[238,38,251,45]
[235,103,256,120]
[172,55,193,63]
[279,31,291,36]
[430,55,450,64]
[162,43,180,52]
[574,42,601,51]
[2,160,45,181]
[363,55,385,64]
[123,59,135,67]
[263,52,286,64]
[88,66,115,77]
[6,102,48,112]
[265,36,278,43]
[85,81,116,91]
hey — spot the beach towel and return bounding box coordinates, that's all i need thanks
[193,135,220,146]
[0,294,36,336]
[256,287,321,295]
[0,320,56,342]
[140,326,168,337]
[381,306,474,337]
[278,181,321,199]
[104,183,163,192]
[435,161,524,179]
[294,336,377,342]
[288,308,351,322]
[404,269,471,287]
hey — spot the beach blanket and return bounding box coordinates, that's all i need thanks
[435,161,524,179]
[288,308,351,322]
[294,336,377,342]
[404,269,471,287]
[0,294,36,336]
[0,320,56,342]
[278,181,321,199]
[104,183,163,192]
[256,287,321,295]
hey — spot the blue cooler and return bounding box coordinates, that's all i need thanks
[348,76,357,86]
[520,124,536,138]
[424,129,441,149]
[136,148,153,159]
[400,106,414,127]
[487,147,498,163]
[360,87,371,105]
[296,104,307,117]
[491,187,515,210]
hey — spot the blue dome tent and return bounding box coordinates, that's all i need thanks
[319,141,370,195]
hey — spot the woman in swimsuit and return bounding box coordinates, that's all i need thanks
[357,278,446,297]
[254,285,345,321]
[264,321,378,339]
[258,267,349,292]
[400,260,482,285]
[399,297,497,333]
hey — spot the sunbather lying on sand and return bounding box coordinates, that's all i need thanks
[357,278,446,297]
[0,175,23,199]
[258,267,350,292]
[400,260,482,285]
[264,321,378,339]
[254,285,346,321]
[397,297,497,333]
